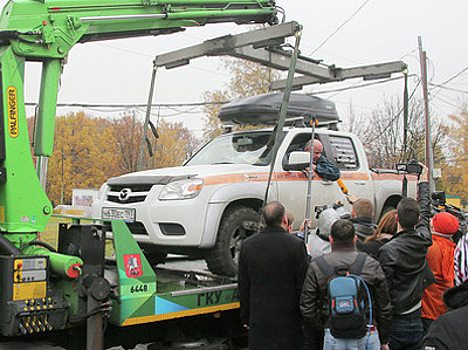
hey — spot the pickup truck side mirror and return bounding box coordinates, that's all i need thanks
[284,151,310,171]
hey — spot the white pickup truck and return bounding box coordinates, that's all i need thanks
[92,94,417,276]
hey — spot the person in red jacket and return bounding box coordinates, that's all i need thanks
[421,211,459,333]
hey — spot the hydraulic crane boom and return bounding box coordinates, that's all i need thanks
[0,0,277,236]
[0,1,276,343]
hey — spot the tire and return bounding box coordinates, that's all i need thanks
[379,205,396,221]
[149,337,232,350]
[205,207,260,277]
[139,243,168,266]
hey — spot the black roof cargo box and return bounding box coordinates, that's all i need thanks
[218,93,340,127]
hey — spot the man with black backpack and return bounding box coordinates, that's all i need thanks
[300,219,392,350]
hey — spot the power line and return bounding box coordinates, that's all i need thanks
[95,42,154,58]
[429,82,468,95]
[432,94,464,111]
[435,90,463,106]
[429,65,468,102]
[399,47,418,60]
[94,42,231,77]
[440,65,468,86]
[327,80,365,99]
[308,74,412,96]
[430,101,454,117]
[367,78,422,143]
[26,101,226,108]
[309,0,372,56]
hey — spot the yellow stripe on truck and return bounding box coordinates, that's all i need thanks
[122,302,240,326]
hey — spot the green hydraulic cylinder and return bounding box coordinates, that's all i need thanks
[34,59,61,158]
[0,0,276,60]
[22,244,83,279]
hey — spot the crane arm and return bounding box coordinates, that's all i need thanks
[0,0,277,59]
[0,0,277,235]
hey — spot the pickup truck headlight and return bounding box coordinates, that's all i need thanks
[96,183,108,200]
[159,178,204,200]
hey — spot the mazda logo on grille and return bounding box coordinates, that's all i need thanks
[119,188,132,202]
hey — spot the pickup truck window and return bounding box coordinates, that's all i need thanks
[328,135,359,170]
[186,131,285,166]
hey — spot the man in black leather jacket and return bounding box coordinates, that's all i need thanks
[378,164,432,349]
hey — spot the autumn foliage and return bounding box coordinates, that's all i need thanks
[441,109,468,205]
[203,58,281,141]
[27,111,198,205]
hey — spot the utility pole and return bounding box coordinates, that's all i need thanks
[61,147,64,205]
[418,36,435,192]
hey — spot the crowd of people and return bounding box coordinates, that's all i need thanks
[238,162,468,350]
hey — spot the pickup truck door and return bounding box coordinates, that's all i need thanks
[323,134,375,212]
[275,133,342,230]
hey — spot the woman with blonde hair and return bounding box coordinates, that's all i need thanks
[363,209,397,260]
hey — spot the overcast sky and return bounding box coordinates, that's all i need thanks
[5,0,467,135]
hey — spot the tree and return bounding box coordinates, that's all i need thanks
[342,97,447,172]
[203,58,281,140]
[441,108,468,205]
[112,109,201,171]
[112,109,144,174]
[152,120,201,168]
[46,112,118,205]
[27,110,200,205]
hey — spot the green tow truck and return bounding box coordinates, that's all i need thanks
[0,1,277,348]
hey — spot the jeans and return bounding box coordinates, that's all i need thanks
[323,328,380,350]
[389,313,423,350]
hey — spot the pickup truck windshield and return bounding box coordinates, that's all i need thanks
[186,131,284,166]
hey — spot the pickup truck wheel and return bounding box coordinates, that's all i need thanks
[379,205,396,221]
[151,337,231,349]
[206,207,260,277]
[139,244,167,267]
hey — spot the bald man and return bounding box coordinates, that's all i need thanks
[303,139,340,181]
[239,201,308,349]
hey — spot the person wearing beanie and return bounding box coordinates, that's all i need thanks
[421,211,459,333]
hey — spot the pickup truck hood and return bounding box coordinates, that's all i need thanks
[109,164,267,183]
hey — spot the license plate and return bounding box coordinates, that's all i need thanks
[102,207,136,222]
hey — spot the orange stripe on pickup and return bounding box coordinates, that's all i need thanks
[203,171,374,186]
[340,172,369,181]
[248,172,309,182]
[203,173,247,186]
[371,173,418,181]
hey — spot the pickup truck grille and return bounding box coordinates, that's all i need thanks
[106,184,153,204]
[109,184,153,192]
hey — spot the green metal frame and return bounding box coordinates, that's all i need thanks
[0,0,276,333]
[0,0,276,237]
[110,219,239,326]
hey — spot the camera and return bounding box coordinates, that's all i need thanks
[397,159,423,175]
[432,191,446,205]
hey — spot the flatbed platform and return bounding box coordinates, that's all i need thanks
[0,257,243,350]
